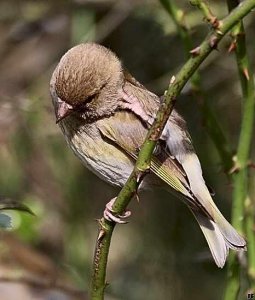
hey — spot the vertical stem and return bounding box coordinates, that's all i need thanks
[159,0,193,55]
[224,1,255,299]
[91,221,115,300]
[245,194,255,291]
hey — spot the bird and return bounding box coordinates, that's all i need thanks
[50,42,246,268]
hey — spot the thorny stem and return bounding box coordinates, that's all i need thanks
[91,1,255,299]
[160,0,233,173]
[245,195,255,291]
[190,0,220,27]
[224,0,255,299]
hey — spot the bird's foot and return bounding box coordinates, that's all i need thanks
[103,198,131,224]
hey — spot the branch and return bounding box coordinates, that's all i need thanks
[245,195,255,292]
[160,0,233,173]
[91,1,255,299]
[160,0,192,56]
[190,0,220,28]
[224,0,255,298]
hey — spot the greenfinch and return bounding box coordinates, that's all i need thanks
[50,43,246,268]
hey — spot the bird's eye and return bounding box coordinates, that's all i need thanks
[73,93,97,112]
[85,93,97,103]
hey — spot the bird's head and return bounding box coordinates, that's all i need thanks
[51,43,123,122]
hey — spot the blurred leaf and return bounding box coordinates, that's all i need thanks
[0,213,12,229]
[15,196,43,242]
[0,197,35,215]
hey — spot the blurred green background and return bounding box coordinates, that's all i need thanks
[0,0,254,299]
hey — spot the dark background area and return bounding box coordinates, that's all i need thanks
[0,0,254,299]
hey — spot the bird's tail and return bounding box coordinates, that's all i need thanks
[191,207,246,268]
[181,153,246,267]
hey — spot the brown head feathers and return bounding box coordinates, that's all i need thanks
[55,43,123,107]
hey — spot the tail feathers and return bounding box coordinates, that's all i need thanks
[213,207,246,251]
[192,209,246,268]
[192,209,228,268]
[180,153,246,266]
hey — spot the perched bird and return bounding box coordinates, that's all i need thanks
[50,43,246,268]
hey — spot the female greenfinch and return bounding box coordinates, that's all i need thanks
[50,43,246,268]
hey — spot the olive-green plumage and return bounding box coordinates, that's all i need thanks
[50,43,246,268]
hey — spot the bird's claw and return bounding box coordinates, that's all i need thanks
[103,198,131,224]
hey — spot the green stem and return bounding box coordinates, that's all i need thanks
[160,0,193,56]
[224,0,255,299]
[245,195,255,291]
[201,101,233,172]
[190,0,219,27]
[91,1,255,298]
[91,221,115,299]
[160,0,233,173]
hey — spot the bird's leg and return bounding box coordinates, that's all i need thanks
[103,198,131,224]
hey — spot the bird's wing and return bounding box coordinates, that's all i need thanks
[119,75,217,218]
[98,92,246,266]
[107,74,246,264]
[118,77,245,247]
[97,110,193,200]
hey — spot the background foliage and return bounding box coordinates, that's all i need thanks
[0,0,254,299]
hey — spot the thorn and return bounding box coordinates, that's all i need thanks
[228,41,236,53]
[190,46,201,56]
[248,161,255,169]
[209,36,218,49]
[243,68,250,80]
[229,165,239,174]
[137,172,143,183]
[228,156,240,174]
[137,166,150,183]
[215,29,223,36]
[178,9,186,24]
[98,229,106,241]
[217,20,223,29]
[153,144,161,156]
[170,76,176,85]
[135,192,140,203]
[211,17,220,29]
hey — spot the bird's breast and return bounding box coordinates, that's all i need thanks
[59,116,134,187]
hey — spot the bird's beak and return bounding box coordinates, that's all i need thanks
[56,98,74,123]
